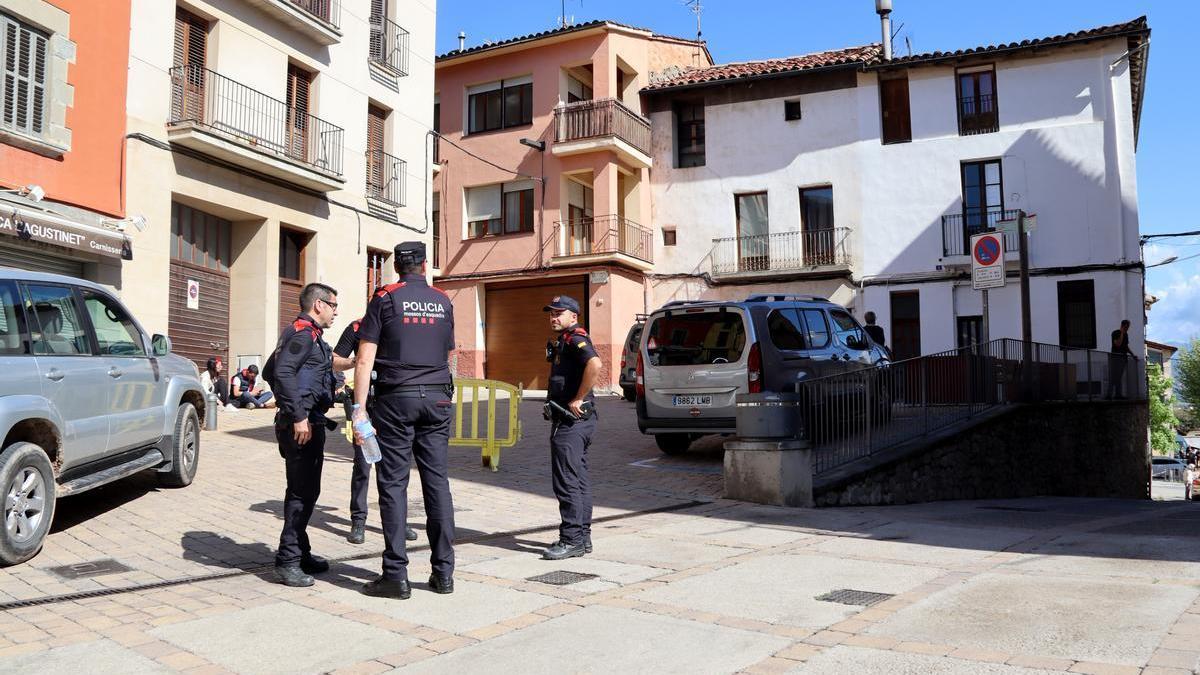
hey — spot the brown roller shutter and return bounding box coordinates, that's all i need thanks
[279,229,307,335]
[484,277,587,389]
[366,105,386,197]
[173,9,207,123]
[168,202,231,371]
[286,65,311,162]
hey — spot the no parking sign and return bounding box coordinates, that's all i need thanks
[971,233,1005,290]
[186,279,200,309]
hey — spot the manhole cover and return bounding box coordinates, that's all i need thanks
[47,559,133,580]
[977,506,1046,513]
[814,589,894,607]
[526,571,599,586]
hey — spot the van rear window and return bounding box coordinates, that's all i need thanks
[647,311,746,366]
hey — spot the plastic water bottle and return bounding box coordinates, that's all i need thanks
[351,405,382,464]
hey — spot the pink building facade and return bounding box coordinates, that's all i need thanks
[433,21,708,392]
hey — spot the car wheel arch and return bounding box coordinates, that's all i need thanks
[2,418,62,474]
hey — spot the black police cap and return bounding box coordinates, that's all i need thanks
[543,295,581,314]
[395,241,427,264]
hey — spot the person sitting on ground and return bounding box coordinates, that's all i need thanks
[201,357,230,407]
[231,364,275,409]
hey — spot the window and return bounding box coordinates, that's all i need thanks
[285,64,313,162]
[171,203,232,272]
[431,191,441,267]
[24,284,87,356]
[800,309,830,349]
[880,75,911,143]
[957,315,983,350]
[465,182,533,237]
[828,309,866,348]
[1,12,49,138]
[83,291,145,357]
[662,229,677,246]
[735,192,769,270]
[1057,279,1096,349]
[961,160,1003,236]
[675,102,705,168]
[800,186,836,266]
[279,229,306,281]
[647,311,746,367]
[432,99,440,162]
[767,309,807,351]
[0,280,28,355]
[1149,351,1165,369]
[957,66,998,135]
[367,249,387,299]
[567,75,592,103]
[784,100,802,121]
[366,104,388,197]
[467,78,532,133]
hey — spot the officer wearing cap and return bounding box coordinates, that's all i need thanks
[270,282,339,587]
[332,317,417,545]
[352,241,457,599]
[542,295,601,561]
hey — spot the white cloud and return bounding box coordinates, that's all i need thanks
[1146,240,1200,346]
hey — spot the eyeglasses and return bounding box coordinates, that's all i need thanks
[320,298,339,309]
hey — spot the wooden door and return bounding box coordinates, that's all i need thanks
[279,229,307,334]
[173,8,207,122]
[484,277,587,389]
[880,77,911,143]
[890,291,921,362]
[285,65,311,162]
[168,203,231,370]
[366,105,386,198]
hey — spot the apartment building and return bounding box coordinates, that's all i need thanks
[642,17,1149,364]
[0,0,133,281]
[433,20,709,390]
[121,0,435,370]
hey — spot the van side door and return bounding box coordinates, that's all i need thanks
[828,308,874,371]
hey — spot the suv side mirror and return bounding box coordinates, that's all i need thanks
[845,334,868,351]
[151,334,172,356]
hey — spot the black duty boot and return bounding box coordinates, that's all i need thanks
[274,564,315,587]
[542,540,587,561]
[428,574,454,594]
[406,526,418,541]
[584,536,593,554]
[300,554,330,575]
[361,577,411,599]
[347,520,366,545]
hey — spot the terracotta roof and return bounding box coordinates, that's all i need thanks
[1146,340,1179,354]
[643,44,880,91]
[436,19,707,62]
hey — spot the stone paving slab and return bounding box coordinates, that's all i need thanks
[1004,533,1200,580]
[2,638,172,674]
[321,579,560,634]
[789,646,1062,674]
[868,573,1197,666]
[586,533,751,569]
[395,605,791,674]
[149,602,416,674]
[462,550,668,586]
[809,522,1033,567]
[641,514,814,548]
[634,553,944,629]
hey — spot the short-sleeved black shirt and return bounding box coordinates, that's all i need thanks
[548,326,599,405]
[358,274,454,387]
[333,319,362,358]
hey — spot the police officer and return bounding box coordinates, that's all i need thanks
[353,242,456,599]
[271,283,339,587]
[541,295,601,561]
[332,317,417,545]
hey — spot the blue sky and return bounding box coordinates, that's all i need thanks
[436,1,1199,348]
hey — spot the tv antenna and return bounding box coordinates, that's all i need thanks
[684,0,702,65]
[559,0,582,28]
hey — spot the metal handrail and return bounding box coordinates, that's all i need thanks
[711,228,852,275]
[369,15,410,77]
[554,98,652,156]
[941,209,1021,256]
[553,215,654,263]
[366,149,406,206]
[958,93,998,135]
[168,64,345,175]
[286,0,340,28]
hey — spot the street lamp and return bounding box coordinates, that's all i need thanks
[519,138,545,151]
[1147,255,1178,268]
[0,184,44,202]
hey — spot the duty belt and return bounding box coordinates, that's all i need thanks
[375,383,454,398]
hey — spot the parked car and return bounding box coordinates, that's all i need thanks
[1151,456,1187,482]
[636,294,890,454]
[0,269,205,565]
[618,318,645,401]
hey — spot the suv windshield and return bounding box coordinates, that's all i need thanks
[648,310,746,367]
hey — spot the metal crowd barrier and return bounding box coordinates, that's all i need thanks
[449,378,523,471]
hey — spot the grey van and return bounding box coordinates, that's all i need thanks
[0,269,205,565]
[636,294,889,454]
[618,318,645,401]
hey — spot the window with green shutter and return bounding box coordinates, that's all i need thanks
[0,12,49,139]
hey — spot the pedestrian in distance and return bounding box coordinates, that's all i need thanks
[231,364,275,409]
[265,283,341,587]
[332,316,417,545]
[863,311,888,354]
[541,295,601,561]
[201,357,229,407]
[1107,319,1135,400]
[352,241,456,600]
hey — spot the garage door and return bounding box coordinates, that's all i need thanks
[0,242,85,278]
[485,277,586,390]
[168,203,232,369]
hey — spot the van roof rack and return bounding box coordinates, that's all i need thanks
[745,294,829,303]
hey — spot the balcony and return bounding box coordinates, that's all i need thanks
[243,0,341,45]
[710,228,852,279]
[167,65,345,192]
[941,209,1021,258]
[552,98,652,169]
[369,16,410,77]
[958,94,998,136]
[551,215,654,271]
[366,149,406,206]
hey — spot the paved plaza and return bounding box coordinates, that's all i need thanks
[0,399,1197,674]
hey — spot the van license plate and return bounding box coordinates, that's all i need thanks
[673,395,712,407]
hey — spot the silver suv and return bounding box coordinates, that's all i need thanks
[636,294,889,454]
[0,269,205,565]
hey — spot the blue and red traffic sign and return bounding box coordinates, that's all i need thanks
[973,235,1001,266]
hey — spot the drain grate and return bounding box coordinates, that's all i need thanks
[814,589,894,607]
[526,571,599,586]
[47,559,133,580]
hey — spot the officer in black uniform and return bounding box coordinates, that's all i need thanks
[352,242,456,599]
[271,282,339,587]
[541,295,601,561]
[332,317,417,545]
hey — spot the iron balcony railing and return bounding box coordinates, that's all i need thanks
[554,98,652,157]
[286,0,340,28]
[366,149,406,206]
[168,64,344,176]
[711,228,851,276]
[958,93,998,135]
[803,338,1146,477]
[554,215,654,263]
[369,15,410,77]
[941,209,1022,257]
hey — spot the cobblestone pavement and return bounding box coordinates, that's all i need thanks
[1,398,1198,674]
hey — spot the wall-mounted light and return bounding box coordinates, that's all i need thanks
[102,214,148,233]
[0,184,45,202]
[519,138,546,151]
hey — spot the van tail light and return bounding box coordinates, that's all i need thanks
[636,351,645,399]
[748,342,763,394]
[620,355,627,370]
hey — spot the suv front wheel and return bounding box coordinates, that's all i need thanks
[158,402,200,488]
[0,442,57,566]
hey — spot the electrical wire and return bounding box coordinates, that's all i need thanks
[432,131,544,182]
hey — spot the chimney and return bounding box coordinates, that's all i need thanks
[876,0,893,61]
[458,31,466,51]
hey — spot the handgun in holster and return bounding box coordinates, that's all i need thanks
[543,399,594,422]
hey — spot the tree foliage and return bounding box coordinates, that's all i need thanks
[1180,337,1200,408]
[1149,364,1181,455]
